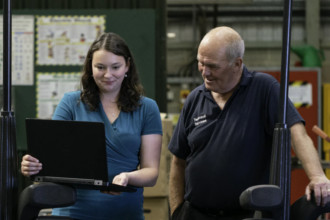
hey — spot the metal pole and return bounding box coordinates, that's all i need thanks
[3,0,11,112]
[279,0,292,125]
[269,0,292,219]
[0,0,18,219]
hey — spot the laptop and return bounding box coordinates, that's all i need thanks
[25,118,136,193]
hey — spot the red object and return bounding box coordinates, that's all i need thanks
[261,69,320,204]
[294,61,302,67]
[312,125,330,143]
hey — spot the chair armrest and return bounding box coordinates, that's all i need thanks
[18,182,76,220]
[240,185,283,211]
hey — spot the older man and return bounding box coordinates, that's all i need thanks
[168,26,330,220]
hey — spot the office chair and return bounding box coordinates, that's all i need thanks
[18,182,76,220]
[240,184,330,220]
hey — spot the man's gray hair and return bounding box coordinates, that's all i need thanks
[226,37,245,64]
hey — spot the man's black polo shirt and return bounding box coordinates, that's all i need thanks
[169,66,304,211]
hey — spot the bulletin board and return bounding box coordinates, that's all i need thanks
[0,15,35,85]
[254,67,321,204]
[1,9,156,150]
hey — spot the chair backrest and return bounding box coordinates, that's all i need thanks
[18,182,76,220]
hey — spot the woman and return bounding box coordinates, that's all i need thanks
[21,32,163,220]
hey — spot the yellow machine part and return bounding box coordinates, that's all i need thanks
[323,84,330,177]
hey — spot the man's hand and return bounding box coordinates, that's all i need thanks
[306,175,330,206]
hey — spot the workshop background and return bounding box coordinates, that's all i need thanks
[0,0,329,219]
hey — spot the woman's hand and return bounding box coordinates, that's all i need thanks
[21,154,42,177]
[101,172,129,196]
[112,172,129,186]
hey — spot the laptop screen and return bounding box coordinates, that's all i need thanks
[25,119,109,182]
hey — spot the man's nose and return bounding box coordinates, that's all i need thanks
[201,66,210,76]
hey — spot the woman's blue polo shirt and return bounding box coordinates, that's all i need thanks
[51,91,162,220]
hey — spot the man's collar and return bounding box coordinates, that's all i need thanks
[239,65,253,87]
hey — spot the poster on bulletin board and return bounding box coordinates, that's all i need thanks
[0,15,34,85]
[36,72,81,119]
[36,15,105,65]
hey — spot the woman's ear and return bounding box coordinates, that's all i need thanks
[126,57,131,68]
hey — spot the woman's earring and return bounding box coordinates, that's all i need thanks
[125,74,128,77]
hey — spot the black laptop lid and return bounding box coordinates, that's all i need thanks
[25,118,108,182]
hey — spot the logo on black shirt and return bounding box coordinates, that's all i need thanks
[194,114,207,126]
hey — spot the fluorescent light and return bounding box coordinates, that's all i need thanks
[167,32,176,38]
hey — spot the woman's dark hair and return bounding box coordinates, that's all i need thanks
[80,32,144,112]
